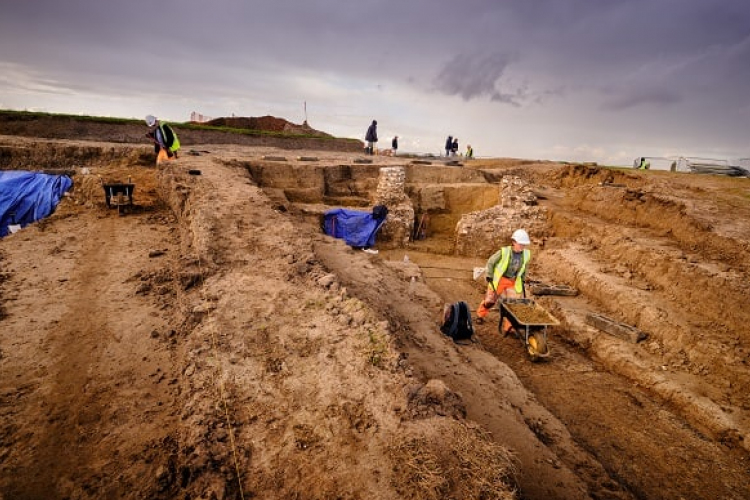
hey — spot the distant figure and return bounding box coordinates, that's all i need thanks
[145,115,180,161]
[365,120,378,155]
[445,135,453,157]
[466,144,474,159]
[452,138,459,156]
[637,157,651,170]
[391,136,398,156]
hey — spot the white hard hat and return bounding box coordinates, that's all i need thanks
[145,115,157,127]
[511,229,531,245]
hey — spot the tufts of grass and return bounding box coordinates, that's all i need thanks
[366,327,390,368]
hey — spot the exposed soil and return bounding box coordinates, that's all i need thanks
[204,116,332,138]
[2,119,750,500]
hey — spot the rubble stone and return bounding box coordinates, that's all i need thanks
[455,175,547,257]
[374,167,414,249]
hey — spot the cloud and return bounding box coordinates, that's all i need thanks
[432,52,527,106]
[602,86,682,111]
[0,62,83,96]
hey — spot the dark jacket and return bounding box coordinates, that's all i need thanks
[365,121,378,142]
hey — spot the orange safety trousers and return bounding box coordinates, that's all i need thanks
[477,277,522,333]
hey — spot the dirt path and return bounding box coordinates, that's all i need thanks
[0,206,180,499]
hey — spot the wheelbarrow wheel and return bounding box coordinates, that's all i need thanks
[527,333,548,362]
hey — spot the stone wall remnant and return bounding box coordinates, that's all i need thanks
[373,167,414,249]
[454,175,548,258]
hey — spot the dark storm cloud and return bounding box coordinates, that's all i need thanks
[432,52,527,106]
[2,0,749,90]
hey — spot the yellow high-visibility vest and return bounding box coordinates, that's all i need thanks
[490,246,531,293]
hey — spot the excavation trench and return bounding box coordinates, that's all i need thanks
[259,158,750,498]
[2,142,750,500]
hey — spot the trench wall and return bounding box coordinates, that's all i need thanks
[243,161,542,253]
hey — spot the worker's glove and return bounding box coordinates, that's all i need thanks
[486,276,493,283]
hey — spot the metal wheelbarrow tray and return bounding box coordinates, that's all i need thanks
[499,298,559,361]
[102,183,135,214]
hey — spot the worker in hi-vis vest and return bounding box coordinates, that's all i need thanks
[476,229,532,335]
[145,115,180,160]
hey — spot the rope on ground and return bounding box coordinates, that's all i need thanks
[193,229,246,500]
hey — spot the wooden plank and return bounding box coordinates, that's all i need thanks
[529,282,579,296]
[585,313,647,343]
[262,155,287,161]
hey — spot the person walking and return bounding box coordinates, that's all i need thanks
[145,115,180,160]
[391,136,399,156]
[476,229,532,335]
[452,137,459,157]
[365,120,378,155]
[445,135,453,157]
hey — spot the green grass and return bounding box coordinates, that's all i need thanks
[0,108,134,125]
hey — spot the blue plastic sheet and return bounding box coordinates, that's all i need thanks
[323,208,386,248]
[0,171,73,237]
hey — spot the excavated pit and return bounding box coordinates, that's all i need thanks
[3,138,750,500]
[245,155,750,490]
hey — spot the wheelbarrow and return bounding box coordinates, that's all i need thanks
[499,298,559,362]
[102,182,135,214]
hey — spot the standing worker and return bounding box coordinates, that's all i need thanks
[365,120,378,155]
[445,135,453,157]
[476,229,532,335]
[145,115,180,161]
[391,136,399,156]
[466,144,474,159]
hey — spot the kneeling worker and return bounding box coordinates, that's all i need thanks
[146,115,180,160]
[476,229,532,335]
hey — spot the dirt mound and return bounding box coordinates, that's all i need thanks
[205,115,333,138]
[389,419,517,500]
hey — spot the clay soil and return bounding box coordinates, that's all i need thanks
[2,122,750,500]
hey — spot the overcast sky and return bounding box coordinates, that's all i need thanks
[1,0,748,165]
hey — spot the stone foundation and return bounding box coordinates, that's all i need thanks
[455,176,548,258]
[373,167,414,249]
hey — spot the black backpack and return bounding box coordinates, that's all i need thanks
[440,301,474,342]
[372,204,388,220]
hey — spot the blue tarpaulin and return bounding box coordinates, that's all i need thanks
[323,208,386,248]
[0,171,73,237]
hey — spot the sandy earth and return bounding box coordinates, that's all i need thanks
[2,126,750,500]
